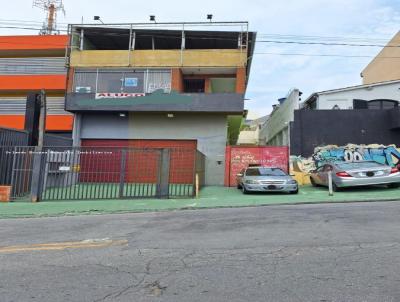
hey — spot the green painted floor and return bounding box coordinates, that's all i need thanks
[0,185,399,219]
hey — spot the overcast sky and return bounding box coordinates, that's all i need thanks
[1,0,400,118]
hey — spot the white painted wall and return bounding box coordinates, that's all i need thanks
[316,82,400,109]
[259,89,300,146]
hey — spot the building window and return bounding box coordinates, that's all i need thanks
[183,79,205,93]
[353,99,399,110]
[73,68,171,94]
[368,100,398,110]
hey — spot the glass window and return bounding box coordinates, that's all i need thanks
[245,168,287,176]
[368,100,398,110]
[73,69,171,94]
[73,70,97,93]
[381,101,397,109]
[336,161,384,170]
[183,79,205,93]
[368,101,381,110]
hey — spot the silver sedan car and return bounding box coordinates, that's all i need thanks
[310,161,400,191]
[236,166,298,194]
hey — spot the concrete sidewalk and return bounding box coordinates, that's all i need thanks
[0,185,399,219]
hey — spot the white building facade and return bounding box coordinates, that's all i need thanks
[304,80,400,110]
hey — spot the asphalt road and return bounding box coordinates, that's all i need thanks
[1,202,400,302]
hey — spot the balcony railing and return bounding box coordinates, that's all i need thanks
[73,68,171,95]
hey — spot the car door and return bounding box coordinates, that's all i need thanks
[312,166,325,185]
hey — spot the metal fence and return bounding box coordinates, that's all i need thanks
[43,134,73,147]
[0,127,29,146]
[0,146,203,201]
[0,146,35,198]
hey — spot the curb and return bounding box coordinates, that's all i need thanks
[0,197,399,220]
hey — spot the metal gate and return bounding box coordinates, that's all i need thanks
[1,146,199,201]
[40,147,197,200]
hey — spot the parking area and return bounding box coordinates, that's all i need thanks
[0,185,399,219]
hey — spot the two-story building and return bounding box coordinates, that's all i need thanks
[65,22,256,185]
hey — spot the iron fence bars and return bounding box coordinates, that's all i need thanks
[37,146,196,201]
[168,148,196,198]
[0,128,29,146]
[0,146,35,199]
[124,148,161,198]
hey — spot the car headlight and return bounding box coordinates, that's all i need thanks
[245,180,259,184]
[287,180,297,184]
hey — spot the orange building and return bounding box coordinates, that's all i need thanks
[0,35,73,133]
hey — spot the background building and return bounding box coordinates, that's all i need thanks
[303,80,400,110]
[361,31,400,85]
[0,35,72,134]
[258,89,301,146]
[65,22,256,185]
[236,115,268,145]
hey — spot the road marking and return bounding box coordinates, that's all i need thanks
[0,238,128,254]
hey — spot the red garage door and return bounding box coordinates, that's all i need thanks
[80,139,197,184]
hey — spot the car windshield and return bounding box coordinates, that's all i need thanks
[245,168,287,176]
[336,161,385,170]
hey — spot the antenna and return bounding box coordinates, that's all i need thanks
[32,0,65,35]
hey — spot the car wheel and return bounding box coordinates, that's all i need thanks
[332,182,340,192]
[310,177,318,187]
[290,189,299,194]
[242,185,249,194]
[388,183,400,189]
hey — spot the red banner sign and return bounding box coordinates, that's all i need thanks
[95,92,146,99]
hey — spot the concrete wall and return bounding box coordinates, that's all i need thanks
[259,89,300,146]
[237,127,259,145]
[316,81,400,109]
[290,109,400,157]
[362,31,400,84]
[77,112,228,186]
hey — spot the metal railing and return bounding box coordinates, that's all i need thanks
[1,146,200,201]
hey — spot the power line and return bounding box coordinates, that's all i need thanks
[257,33,392,43]
[0,22,397,47]
[256,40,399,48]
[0,25,68,32]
